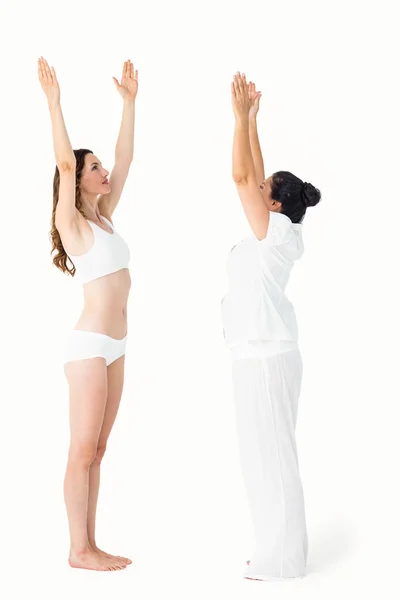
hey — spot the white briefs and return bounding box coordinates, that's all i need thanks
[63,330,128,367]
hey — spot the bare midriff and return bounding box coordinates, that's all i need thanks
[73,268,131,339]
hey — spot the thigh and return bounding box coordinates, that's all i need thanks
[281,348,303,428]
[231,353,300,461]
[98,355,125,447]
[64,357,108,453]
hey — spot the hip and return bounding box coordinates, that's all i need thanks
[62,329,128,367]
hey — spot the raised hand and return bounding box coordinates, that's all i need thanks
[248,81,262,119]
[38,57,60,107]
[231,71,252,121]
[112,60,139,101]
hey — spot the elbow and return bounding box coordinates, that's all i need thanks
[232,174,248,185]
[57,159,76,173]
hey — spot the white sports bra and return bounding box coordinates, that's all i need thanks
[68,216,130,284]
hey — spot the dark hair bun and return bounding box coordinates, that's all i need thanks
[302,182,321,208]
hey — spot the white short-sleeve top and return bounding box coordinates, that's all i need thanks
[221,211,304,347]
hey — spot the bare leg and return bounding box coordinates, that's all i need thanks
[64,358,126,571]
[87,355,132,565]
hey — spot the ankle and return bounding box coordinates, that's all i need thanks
[70,545,93,557]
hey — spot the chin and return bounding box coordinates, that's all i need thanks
[100,185,111,193]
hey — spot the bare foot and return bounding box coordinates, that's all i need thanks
[92,545,132,566]
[69,548,127,571]
[245,560,262,580]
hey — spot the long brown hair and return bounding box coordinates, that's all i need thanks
[49,148,93,276]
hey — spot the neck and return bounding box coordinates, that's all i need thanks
[80,194,101,221]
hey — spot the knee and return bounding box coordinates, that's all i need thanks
[68,443,99,467]
[92,443,107,465]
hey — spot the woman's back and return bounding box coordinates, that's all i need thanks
[222,211,304,346]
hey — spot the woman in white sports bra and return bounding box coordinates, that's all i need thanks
[38,57,137,571]
[225,73,321,582]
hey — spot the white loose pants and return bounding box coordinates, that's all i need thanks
[231,340,308,581]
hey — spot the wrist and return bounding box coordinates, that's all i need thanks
[48,99,61,113]
[235,114,249,126]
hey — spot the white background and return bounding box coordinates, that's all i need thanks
[1,0,400,598]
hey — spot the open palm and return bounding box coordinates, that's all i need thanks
[113,60,138,101]
[38,56,60,107]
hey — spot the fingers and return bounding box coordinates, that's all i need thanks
[232,73,240,96]
[43,58,52,83]
[234,72,246,89]
[247,81,262,102]
[240,72,247,93]
[121,59,138,82]
[38,57,55,85]
[37,58,43,80]
[122,59,136,80]
[38,57,45,82]
[233,72,248,97]
[38,57,48,83]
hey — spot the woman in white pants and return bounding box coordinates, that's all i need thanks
[222,73,321,581]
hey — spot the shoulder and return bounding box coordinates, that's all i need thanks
[256,211,296,246]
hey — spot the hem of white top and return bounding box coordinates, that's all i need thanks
[230,339,299,360]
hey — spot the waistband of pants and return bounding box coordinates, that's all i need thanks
[230,340,299,360]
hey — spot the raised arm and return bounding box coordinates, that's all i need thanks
[98,60,138,219]
[231,71,270,241]
[38,57,77,230]
[248,81,265,185]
